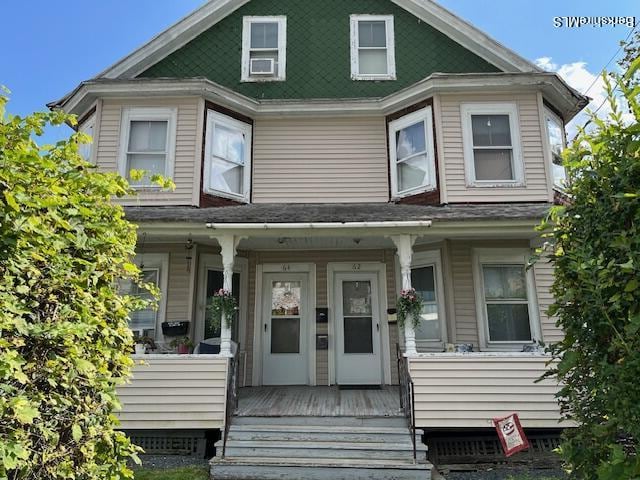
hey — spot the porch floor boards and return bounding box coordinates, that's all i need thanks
[235,386,403,417]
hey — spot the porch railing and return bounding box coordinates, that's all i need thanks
[397,343,417,463]
[222,343,240,458]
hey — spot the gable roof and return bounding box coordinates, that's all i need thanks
[96,0,539,80]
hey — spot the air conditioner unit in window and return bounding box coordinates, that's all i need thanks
[250,57,275,75]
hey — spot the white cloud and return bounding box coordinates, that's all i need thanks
[534,56,630,139]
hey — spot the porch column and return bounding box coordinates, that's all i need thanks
[390,235,418,356]
[214,234,244,357]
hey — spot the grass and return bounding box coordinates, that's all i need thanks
[132,466,209,480]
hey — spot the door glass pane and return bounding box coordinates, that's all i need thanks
[128,269,159,332]
[342,281,372,315]
[204,270,240,340]
[271,317,300,353]
[358,21,387,48]
[473,149,513,180]
[250,22,278,49]
[358,49,387,75]
[271,281,301,316]
[411,266,441,341]
[471,115,511,146]
[396,122,426,161]
[344,317,373,354]
[487,304,531,341]
[342,281,374,354]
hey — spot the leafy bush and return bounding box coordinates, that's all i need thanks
[0,91,148,478]
[540,59,640,479]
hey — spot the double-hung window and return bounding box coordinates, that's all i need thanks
[204,110,252,202]
[120,254,169,340]
[461,103,524,186]
[544,108,567,189]
[78,112,96,163]
[119,107,177,187]
[409,250,447,349]
[242,16,287,82]
[350,15,396,80]
[388,107,437,198]
[473,249,541,350]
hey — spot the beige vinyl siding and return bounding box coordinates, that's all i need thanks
[437,93,551,203]
[117,356,228,430]
[533,256,563,344]
[252,117,389,203]
[449,241,479,346]
[409,355,564,428]
[245,250,397,386]
[97,97,201,206]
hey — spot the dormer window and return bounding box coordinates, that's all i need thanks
[241,16,287,82]
[350,15,396,80]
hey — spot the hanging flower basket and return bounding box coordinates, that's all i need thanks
[396,288,423,329]
[207,289,237,331]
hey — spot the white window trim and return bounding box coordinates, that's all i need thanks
[203,109,253,203]
[118,107,177,189]
[461,103,525,187]
[543,107,568,190]
[350,14,396,81]
[389,106,437,199]
[409,250,448,351]
[78,112,96,164]
[241,16,287,82]
[132,253,170,343]
[472,248,541,352]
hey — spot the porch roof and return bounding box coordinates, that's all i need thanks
[123,202,552,224]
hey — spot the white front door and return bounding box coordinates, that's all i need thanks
[335,272,382,385]
[262,273,309,385]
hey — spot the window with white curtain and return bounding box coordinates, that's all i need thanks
[461,103,524,186]
[78,113,95,163]
[241,16,287,82]
[204,110,252,202]
[473,249,541,350]
[118,107,177,187]
[388,107,436,198]
[350,15,396,80]
[544,108,567,188]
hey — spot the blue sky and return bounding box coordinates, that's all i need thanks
[3,0,637,143]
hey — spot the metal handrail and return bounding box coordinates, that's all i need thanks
[222,342,240,458]
[397,343,417,463]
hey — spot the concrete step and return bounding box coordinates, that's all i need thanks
[211,456,432,480]
[231,415,407,428]
[227,428,421,444]
[220,439,418,460]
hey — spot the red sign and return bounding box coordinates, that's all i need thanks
[493,413,529,457]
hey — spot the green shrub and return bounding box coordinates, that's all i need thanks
[0,91,149,478]
[540,59,640,479]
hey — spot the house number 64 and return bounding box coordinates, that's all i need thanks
[282,264,291,272]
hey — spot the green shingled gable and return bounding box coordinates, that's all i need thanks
[139,0,501,99]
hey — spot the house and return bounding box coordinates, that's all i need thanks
[49,0,588,478]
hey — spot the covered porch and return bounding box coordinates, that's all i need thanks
[116,202,565,432]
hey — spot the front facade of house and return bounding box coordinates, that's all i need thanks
[52,0,587,473]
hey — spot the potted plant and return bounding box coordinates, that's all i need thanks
[396,288,424,329]
[170,336,194,354]
[206,289,238,332]
[132,335,156,355]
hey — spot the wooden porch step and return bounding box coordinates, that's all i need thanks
[228,425,422,443]
[231,415,407,427]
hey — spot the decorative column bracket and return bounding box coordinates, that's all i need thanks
[389,234,418,356]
